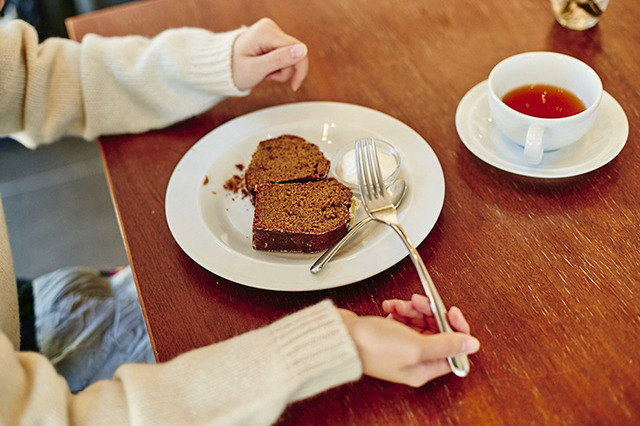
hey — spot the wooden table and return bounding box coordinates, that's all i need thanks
[66,0,640,424]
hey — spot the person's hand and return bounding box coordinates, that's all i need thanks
[338,294,480,387]
[232,18,309,92]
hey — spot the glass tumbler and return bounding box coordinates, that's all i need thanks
[550,0,610,30]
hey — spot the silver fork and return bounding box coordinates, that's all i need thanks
[355,138,470,378]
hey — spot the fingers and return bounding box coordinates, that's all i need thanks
[258,44,309,90]
[232,18,309,91]
[382,299,421,318]
[417,331,480,361]
[265,67,295,83]
[346,314,480,388]
[248,18,301,55]
[382,299,427,330]
[447,306,471,334]
[410,293,434,316]
[383,294,473,336]
[385,295,471,332]
[401,331,480,387]
[289,53,309,91]
[256,45,308,89]
[380,297,479,359]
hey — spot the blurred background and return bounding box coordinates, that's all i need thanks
[1,0,132,38]
[0,0,133,279]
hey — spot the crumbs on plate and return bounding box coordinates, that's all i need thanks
[223,164,250,198]
[203,164,249,198]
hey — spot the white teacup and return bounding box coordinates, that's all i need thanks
[488,51,603,164]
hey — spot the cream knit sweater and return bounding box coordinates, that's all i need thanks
[0,20,362,424]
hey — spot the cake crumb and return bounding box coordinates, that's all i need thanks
[224,174,244,193]
[222,166,249,199]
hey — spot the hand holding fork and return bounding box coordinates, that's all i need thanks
[355,138,470,377]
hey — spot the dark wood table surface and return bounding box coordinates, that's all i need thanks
[66,0,639,424]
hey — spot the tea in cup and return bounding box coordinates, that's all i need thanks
[488,51,602,164]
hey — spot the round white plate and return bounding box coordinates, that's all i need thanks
[455,80,628,178]
[165,102,445,291]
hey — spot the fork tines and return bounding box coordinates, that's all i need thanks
[355,138,386,201]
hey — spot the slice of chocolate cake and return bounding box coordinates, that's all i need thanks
[252,178,353,253]
[245,134,330,197]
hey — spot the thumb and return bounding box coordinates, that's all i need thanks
[257,43,308,75]
[417,332,480,361]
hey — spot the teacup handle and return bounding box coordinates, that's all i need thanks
[524,125,544,165]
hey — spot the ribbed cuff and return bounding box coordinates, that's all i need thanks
[269,300,363,401]
[183,27,250,97]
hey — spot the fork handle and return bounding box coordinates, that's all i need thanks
[389,224,471,378]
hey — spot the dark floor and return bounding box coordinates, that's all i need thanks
[0,137,129,279]
[1,1,135,280]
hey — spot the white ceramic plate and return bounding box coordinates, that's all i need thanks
[165,102,445,291]
[455,80,628,178]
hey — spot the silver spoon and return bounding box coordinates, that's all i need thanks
[310,178,407,273]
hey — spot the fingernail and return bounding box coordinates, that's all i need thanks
[290,44,307,60]
[461,338,480,354]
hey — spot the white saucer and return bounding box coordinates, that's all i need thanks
[455,80,629,178]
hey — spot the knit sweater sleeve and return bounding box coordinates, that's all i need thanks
[0,300,363,425]
[0,20,249,149]
[0,199,19,350]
